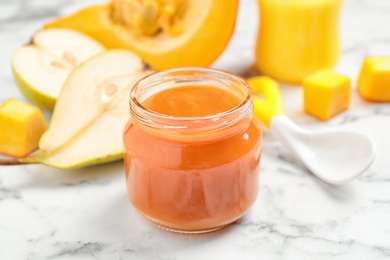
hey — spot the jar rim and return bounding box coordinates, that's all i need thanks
[130,67,254,132]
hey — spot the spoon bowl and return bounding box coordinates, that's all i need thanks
[249,76,376,185]
[271,115,376,185]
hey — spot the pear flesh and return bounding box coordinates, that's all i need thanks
[33,50,151,169]
[12,29,105,110]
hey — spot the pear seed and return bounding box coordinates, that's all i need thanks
[63,51,77,65]
[50,60,64,68]
[106,84,118,96]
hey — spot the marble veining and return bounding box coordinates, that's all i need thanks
[1,0,390,259]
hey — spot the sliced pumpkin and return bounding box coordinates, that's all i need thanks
[44,0,238,70]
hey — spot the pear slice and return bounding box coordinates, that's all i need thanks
[12,28,105,110]
[2,50,152,169]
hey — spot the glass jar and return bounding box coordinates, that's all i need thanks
[255,0,343,83]
[123,67,262,233]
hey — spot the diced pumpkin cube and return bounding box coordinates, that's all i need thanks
[357,56,390,102]
[0,98,47,157]
[303,70,351,121]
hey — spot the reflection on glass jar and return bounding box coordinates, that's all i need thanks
[123,67,262,233]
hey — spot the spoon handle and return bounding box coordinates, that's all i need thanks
[270,115,314,161]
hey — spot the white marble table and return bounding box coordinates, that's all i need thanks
[1,0,390,259]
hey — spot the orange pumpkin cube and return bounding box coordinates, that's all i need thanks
[303,70,351,121]
[0,98,47,157]
[357,56,390,102]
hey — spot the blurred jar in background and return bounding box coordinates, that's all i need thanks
[255,0,343,84]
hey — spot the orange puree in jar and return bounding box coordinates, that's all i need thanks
[142,86,241,117]
[123,68,262,233]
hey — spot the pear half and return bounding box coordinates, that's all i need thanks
[4,50,151,169]
[12,29,105,110]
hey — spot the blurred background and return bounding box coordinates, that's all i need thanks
[2,0,390,101]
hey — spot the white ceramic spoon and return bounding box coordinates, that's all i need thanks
[249,76,376,185]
